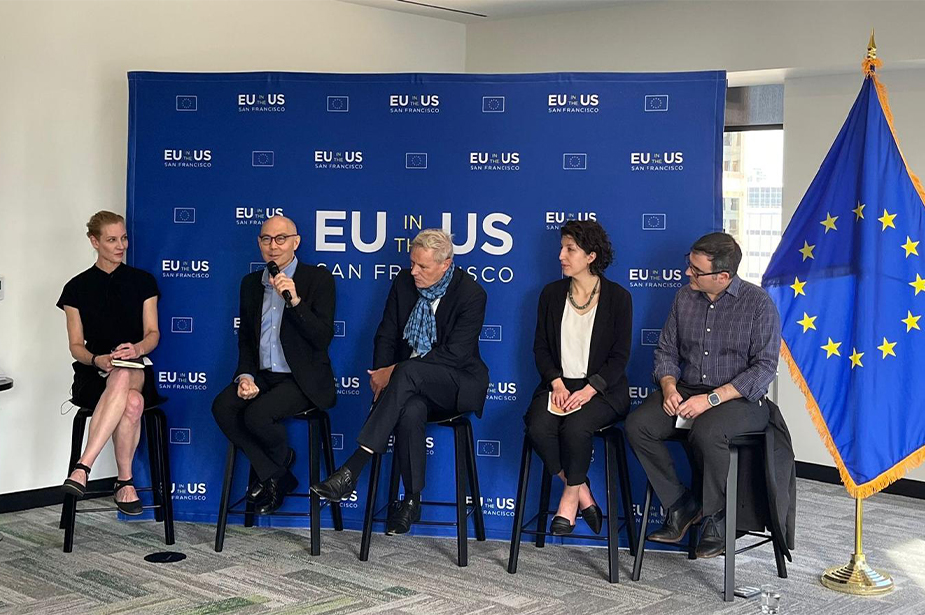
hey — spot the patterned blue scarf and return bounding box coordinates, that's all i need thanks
[403,266,455,356]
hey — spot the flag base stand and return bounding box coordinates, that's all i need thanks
[820,498,894,595]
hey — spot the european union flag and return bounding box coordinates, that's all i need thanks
[762,68,925,497]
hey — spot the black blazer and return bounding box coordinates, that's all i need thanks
[373,267,490,417]
[532,276,633,412]
[234,262,337,410]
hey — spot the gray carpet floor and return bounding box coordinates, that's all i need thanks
[1,479,924,614]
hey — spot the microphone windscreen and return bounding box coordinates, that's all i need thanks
[266,261,280,276]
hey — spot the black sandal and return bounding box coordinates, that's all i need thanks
[62,463,91,498]
[113,478,144,516]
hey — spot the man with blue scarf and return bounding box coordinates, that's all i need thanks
[312,229,489,535]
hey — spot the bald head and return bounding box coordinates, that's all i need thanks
[260,215,297,236]
[258,215,301,268]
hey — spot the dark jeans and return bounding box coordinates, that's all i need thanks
[525,378,622,486]
[357,360,461,495]
[211,371,312,481]
[625,382,769,516]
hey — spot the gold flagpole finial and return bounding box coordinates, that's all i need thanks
[867,29,877,60]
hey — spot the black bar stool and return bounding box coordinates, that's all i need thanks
[359,413,485,567]
[214,407,342,556]
[507,423,637,583]
[632,427,789,601]
[59,398,174,553]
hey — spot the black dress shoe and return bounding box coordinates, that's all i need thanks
[550,515,576,535]
[648,491,702,543]
[248,448,296,503]
[579,477,603,534]
[310,466,355,502]
[386,494,422,535]
[581,504,603,535]
[695,511,726,558]
[256,472,298,515]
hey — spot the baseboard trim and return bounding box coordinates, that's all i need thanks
[0,478,117,514]
[796,461,925,500]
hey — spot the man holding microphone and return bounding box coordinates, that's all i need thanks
[211,215,336,515]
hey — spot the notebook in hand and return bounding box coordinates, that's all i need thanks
[110,356,153,369]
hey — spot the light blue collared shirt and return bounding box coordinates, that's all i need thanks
[259,256,298,373]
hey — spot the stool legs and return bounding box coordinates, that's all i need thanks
[319,413,343,531]
[614,430,638,557]
[309,419,321,556]
[723,445,739,602]
[214,443,237,552]
[604,432,620,583]
[359,453,382,562]
[453,424,468,567]
[464,421,486,541]
[507,435,533,574]
[60,412,88,534]
[145,412,165,523]
[631,482,652,581]
[153,409,175,545]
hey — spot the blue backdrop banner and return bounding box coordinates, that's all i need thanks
[126,70,726,543]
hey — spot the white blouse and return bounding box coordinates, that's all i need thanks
[560,302,597,378]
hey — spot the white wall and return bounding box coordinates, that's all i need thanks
[0,0,465,495]
[466,1,925,482]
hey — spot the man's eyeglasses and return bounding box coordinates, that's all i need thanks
[685,253,729,279]
[258,234,297,246]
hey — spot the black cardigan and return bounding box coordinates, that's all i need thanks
[532,276,633,412]
[234,262,337,410]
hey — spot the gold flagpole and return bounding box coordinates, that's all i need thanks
[821,34,894,595]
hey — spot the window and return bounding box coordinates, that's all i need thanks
[722,129,783,284]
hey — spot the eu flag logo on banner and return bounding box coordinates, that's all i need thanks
[762,67,925,497]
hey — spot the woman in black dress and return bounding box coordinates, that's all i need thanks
[526,220,633,535]
[58,211,161,515]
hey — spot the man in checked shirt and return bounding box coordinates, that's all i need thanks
[626,232,781,558]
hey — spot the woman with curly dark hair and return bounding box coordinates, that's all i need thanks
[525,219,633,535]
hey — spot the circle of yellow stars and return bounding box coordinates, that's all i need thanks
[790,201,921,368]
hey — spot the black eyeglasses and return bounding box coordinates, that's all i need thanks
[258,234,297,246]
[685,253,729,279]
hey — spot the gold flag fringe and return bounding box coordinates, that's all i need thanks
[782,339,925,498]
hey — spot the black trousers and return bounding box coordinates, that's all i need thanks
[357,360,461,495]
[525,378,621,486]
[211,371,312,482]
[624,383,769,516]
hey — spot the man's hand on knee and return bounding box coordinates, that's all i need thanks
[237,377,259,400]
[367,365,395,401]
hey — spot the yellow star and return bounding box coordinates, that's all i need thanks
[797,312,817,333]
[799,241,816,261]
[911,274,925,296]
[849,348,864,369]
[902,310,921,332]
[877,337,897,359]
[901,236,920,258]
[821,337,842,358]
[820,212,838,233]
[878,209,897,230]
[853,201,866,220]
[790,276,806,297]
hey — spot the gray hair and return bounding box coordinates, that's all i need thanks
[410,228,454,262]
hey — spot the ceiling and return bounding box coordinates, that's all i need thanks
[337,0,637,23]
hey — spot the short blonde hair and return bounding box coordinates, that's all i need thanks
[86,211,125,239]
[410,228,454,262]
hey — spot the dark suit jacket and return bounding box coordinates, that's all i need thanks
[532,276,633,413]
[373,267,490,417]
[736,399,797,553]
[234,261,337,410]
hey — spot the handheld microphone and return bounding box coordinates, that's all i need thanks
[266,261,293,307]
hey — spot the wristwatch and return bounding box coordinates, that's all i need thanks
[708,391,722,407]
